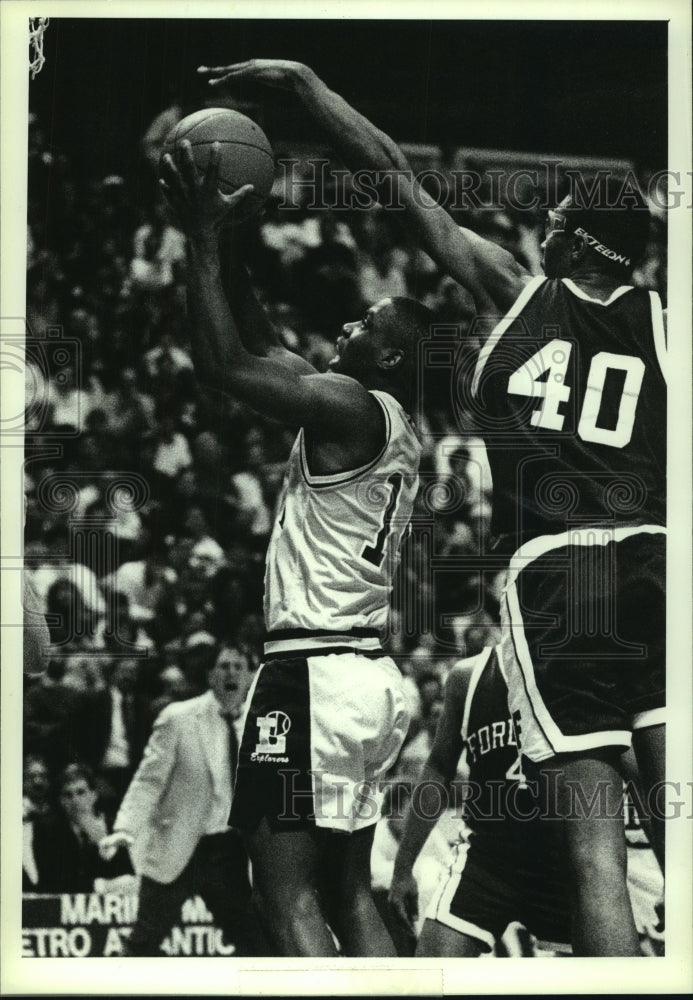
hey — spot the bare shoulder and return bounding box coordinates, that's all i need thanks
[302,373,389,471]
[303,371,371,395]
[445,648,492,703]
[302,371,383,427]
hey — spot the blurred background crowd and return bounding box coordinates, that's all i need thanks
[22,102,666,915]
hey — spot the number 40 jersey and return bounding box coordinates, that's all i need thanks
[471,277,667,555]
[264,390,421,643]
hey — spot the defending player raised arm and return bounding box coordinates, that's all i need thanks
[198,60,530,314]
[159,140,383,441]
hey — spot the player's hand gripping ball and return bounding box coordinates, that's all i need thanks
[161,108,274,222]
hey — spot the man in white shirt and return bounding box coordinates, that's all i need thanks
[99,644,267,956]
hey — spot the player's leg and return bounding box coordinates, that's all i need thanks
[229,655,333,954]
[501,534,662,956]
[623,531,666,874]
[417,918,484,957]
[543,750,640,957]
[417,839,503,957]
[319,824,396,957]
[631,723,665,872]
[195,830,271,956]
[246,816,338,957]
[126,873,189,956]
[310,651,411,956]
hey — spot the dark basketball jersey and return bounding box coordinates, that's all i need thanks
[460,646,569,897]
[461,646,533,842]
[470,277,667,555]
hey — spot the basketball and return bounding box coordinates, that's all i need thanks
[161,108,275,220]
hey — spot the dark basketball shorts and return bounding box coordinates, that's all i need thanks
[500,525,665,762]
[229,651,410,833]
[425,827,572,949]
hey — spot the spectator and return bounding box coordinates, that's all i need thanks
[83,478,145,567]
[191,429,225,497]
[417,671,444,717]
[183,505,224,557]
[148,663,192,723]
[23,794,44,892]
[23,659,88,768]
[102,367,156,439]
[358,247,408,304]
[32,763,132,893]
[290,210,361,329]
[151,415,193,481]
[82,658,147,808]
[46,363,94,433]
[23,754,57,892]
[129,203,186,292]
[144,331,194,382]
[95,591,154,656]
[30,528,106,631]
[22,754,55,820]
[105,545,178,630]
[230,428,273,544]
[178,630,218,693]
[26,262,63,338]
[98,644,268,956]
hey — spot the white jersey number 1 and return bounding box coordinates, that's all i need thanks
[361,473,403,567]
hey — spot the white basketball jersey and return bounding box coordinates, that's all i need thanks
[264,390,421,642]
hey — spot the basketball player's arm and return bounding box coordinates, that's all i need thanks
[199,59,530,316]
[223,251,316,376]
[160,144,383,438]
[619,745,657,852]
[389,664,470,934]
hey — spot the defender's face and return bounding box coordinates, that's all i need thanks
[541,208,573,278]
[328,298,394,377]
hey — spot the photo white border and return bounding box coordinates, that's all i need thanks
[2,0,691,994]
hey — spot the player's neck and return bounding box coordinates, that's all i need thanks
[363,375,410,411]
[566,264,632,301]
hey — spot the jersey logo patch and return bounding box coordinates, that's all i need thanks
[252,710,292,762]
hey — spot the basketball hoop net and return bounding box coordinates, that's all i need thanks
[29,17,50,79]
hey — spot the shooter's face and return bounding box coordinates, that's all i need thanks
[329,298,396,380]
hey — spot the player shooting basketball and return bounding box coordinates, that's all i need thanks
[159,141,433,957]
[199,58,667,957]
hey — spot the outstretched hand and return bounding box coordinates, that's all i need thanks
[197,59,311,92]
[159,140,254,238]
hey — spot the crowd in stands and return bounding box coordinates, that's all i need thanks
[22,110,666,900]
